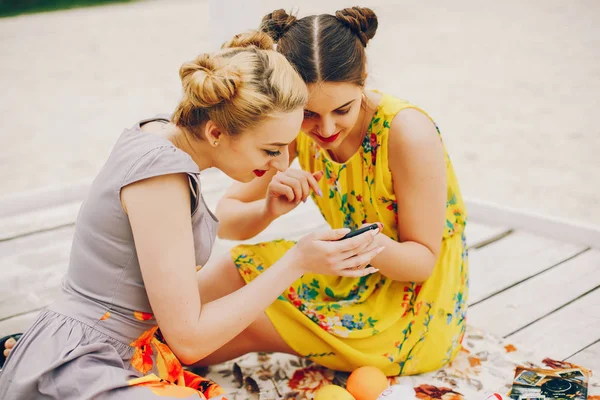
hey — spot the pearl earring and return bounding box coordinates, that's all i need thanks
[213,140,219,146]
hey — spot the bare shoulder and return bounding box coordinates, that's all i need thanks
[121,173,189,215]
[365,90,383,108]
[388,107,441,155]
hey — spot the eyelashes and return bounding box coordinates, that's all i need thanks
[264,149,281,157]
[303,109,350,119]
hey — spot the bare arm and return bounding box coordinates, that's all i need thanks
[216,140,323,240]
[368,108,447,282]
[215,167,279,240]
[122,173,381,364]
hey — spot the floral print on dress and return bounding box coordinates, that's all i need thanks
[232,93,469,377]
[128,311,224,398]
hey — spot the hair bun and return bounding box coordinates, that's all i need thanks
[261,9,297,43]
[179,53,242,107]
[335,6,378,47]
[222,30,274,50]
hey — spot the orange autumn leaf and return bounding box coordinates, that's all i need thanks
[541,358,592,379]
[468,356,481,367]
[183,370,225,398]
[130,326,159,374]
[130,326,159,348]
[129,374,161,386]
[134,311,154,321]
[415,384,462,399]
[100,311,110,321]
[504,344,517,353]
[154,339,184,384]
[131,343,154,374]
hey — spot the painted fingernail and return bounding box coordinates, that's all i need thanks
[302,197,307,203]
[376,247,385,254]
[371,229,379,236]
[317,189,323,197]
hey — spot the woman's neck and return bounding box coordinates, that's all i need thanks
[165,124,215,171]
[328,96,376,163]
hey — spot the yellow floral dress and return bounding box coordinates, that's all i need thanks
[231,92,468,376]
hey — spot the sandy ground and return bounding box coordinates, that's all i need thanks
[0,0,598,225]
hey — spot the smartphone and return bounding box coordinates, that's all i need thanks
[338,223,379,240]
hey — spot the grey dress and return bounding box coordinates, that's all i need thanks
[0,117,225,400]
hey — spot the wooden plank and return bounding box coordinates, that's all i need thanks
[508,287,600,363]
[0,310,41,337]
[0,202,80,242]
[0,244,71,319]
[466,199,600,248]
[566,340,600,371]
[465,221,511,249]
[0,172,231,242]
[0,226,74,260]
[468,250,600,337]
[468,231,586,305]
[0,180,89,219]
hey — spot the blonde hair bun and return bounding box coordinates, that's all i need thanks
[179,53,243,108]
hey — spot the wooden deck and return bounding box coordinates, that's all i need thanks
[1,167,599,373]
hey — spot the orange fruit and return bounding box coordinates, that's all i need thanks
[346,366,389,400]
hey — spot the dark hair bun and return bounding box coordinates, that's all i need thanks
[261,9,297,43]
[335,6,378,47]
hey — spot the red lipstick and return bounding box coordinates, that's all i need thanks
[314,132,340,143]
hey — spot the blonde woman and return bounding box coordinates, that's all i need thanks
[0,32,382,399]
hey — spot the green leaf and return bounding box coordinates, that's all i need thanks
[448,193,457,205]
[329,189,335,199]
[325,287,335,298]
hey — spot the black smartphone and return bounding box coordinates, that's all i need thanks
[338,223,379,240]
